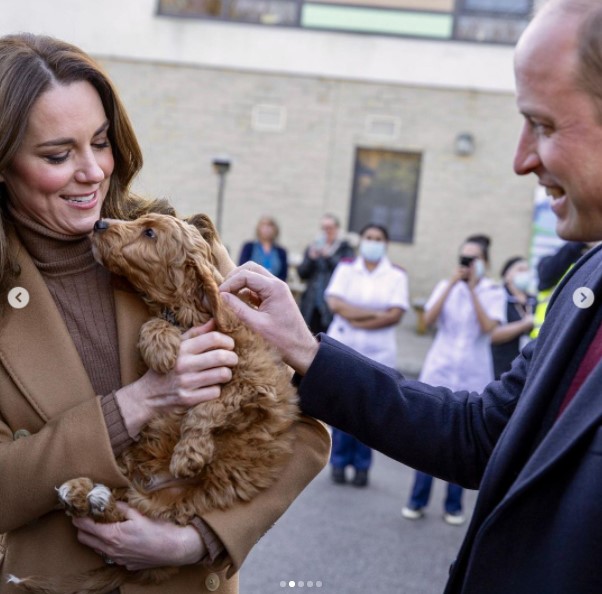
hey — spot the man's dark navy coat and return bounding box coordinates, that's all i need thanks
[298,245,602,594]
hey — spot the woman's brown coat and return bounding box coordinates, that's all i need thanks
[0,232,330,593]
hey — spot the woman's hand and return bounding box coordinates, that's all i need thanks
[452,265,469,285]
[72,503,204,570]
[116,320,238,438]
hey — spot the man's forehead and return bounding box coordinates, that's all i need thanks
[514,9,581,92]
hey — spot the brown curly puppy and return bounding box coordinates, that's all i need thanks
[11,213,298,594]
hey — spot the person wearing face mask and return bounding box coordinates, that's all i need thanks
[491,257,537,380]
[323,223,409,486]
[401,234,506,525]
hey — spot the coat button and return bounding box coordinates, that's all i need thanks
[13,429,31,440]
[205,572,220,591]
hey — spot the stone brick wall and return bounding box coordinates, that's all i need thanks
[102,57,536,299]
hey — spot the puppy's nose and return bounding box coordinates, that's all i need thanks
[94,219,109,232]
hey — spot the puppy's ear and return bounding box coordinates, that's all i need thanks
[185,214,219,247]
[189,251,236,333]
[185,213,235,277]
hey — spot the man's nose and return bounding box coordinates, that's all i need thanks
[513,124,540,176]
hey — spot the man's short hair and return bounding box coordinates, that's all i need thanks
[542,0,602,121]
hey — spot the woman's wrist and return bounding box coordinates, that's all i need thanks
[114,376,154,439]
[176,524,206,566]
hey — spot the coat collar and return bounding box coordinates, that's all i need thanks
[0,230,148,421]
[482,247,602,508]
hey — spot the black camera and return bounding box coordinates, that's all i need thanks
[459,255,476,267]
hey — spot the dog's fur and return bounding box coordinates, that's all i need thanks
[11,213,299,594]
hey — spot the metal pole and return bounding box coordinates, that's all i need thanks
[216,172,226,237]
[212,155,231,237]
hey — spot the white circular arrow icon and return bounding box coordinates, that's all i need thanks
[572,287,594,309]
[8,287,30,309]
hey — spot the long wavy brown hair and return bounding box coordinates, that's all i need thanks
[0,33,162,299]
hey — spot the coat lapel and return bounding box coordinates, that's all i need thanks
[0,234,95,420]
[506,360,602,501]
[483,249,602,509]
[0,232,150,422]
[113,284,149,385]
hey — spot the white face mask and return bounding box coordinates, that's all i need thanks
[512,271,531,292]
[473,258,486,279]
[360,239,386,262]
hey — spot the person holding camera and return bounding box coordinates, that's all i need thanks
[401,234,506,525]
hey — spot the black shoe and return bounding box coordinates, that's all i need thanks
[352,469,369,487]
[331,467,346,484]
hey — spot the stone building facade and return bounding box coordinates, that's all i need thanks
[1,0,540,298]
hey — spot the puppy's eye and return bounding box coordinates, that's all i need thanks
[143,228,157,239]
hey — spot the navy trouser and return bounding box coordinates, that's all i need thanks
[330,428,372,471]
[407,470,463,514]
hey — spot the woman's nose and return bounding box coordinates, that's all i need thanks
[74,152,106,184]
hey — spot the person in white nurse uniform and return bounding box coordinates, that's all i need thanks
[324,223,409,486]
[402,234,506,525]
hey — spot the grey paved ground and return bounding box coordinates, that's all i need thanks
[240,311,477,594]
[240,451,477,594]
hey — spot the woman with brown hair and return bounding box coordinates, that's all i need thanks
[0,33,329,593]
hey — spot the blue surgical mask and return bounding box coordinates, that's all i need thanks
[512,271,532,292]
[473,258,486,279]
[360,239,386,262]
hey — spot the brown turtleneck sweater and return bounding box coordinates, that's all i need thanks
[9,205,224,567]
[8,205,134,456]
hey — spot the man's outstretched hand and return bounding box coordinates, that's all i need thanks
[220,262,319,375]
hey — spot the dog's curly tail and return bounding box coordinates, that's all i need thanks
[7,566,127,594]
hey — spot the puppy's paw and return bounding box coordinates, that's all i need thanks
[138,318,181,374]
[87,484,113,517]
[57,479,125,523]
[57,477,95,517]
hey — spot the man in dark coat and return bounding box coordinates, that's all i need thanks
[220,1,602,592]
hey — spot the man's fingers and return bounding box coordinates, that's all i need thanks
[181,319,215,340]
[220,268,274,296]
[237,261,275,277]
[220,291,254,323]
